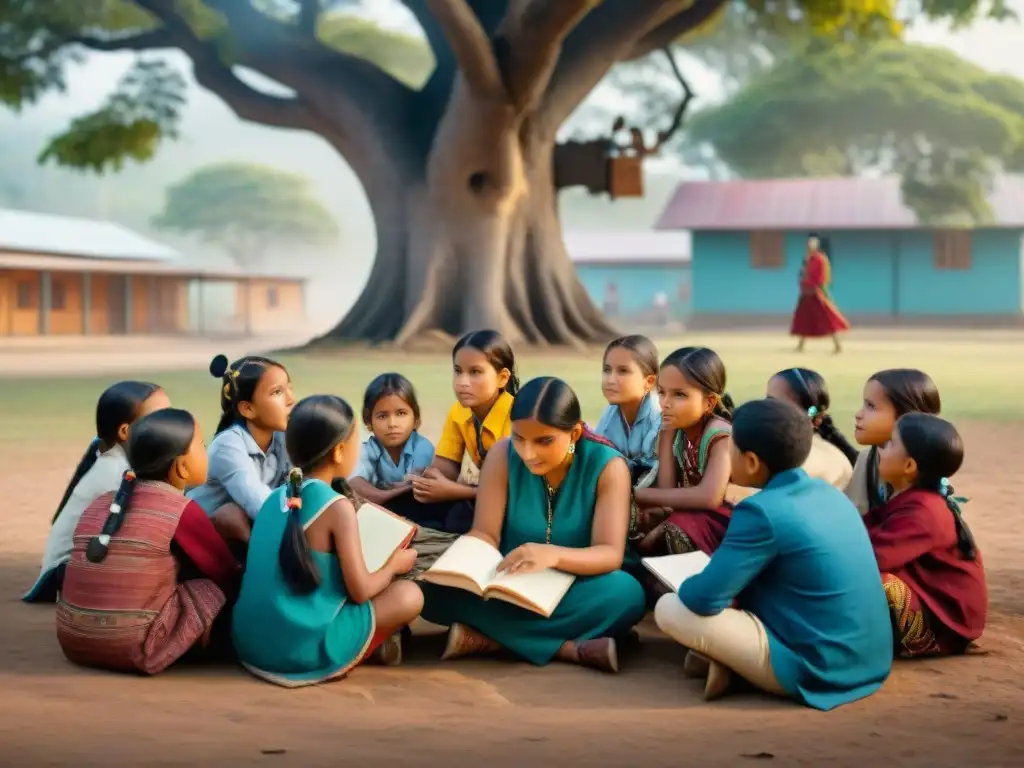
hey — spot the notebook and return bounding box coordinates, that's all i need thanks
[357,502,417,572]
[641,551,711,593]
[419,535,574,618]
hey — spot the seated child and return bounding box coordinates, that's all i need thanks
[595,335,662,487]
[232,395,424,685]
[866,413,987,658]
[635,347,734,555]
[188,354,294,547]
[767,367,857,489]
[410,330,518,534]
[25,381,169,602]
[655,398,893,710]
[847,368,941,516]
[57,408,241,674]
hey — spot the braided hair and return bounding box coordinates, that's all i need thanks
[772,368,858,466]
[210,354,286,434]
[660,346,735,422]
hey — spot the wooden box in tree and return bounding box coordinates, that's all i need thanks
[608,155,643,199]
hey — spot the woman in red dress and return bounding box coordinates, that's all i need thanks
[791,233,850,353]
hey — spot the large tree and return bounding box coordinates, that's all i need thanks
[152,161,339,266]
[3,1,1012,345]
[677,39,1024,223]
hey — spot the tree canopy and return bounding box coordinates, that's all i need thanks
[679,39,1024,223]
[152,161,339,265]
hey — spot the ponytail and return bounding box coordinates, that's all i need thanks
[815,414,859,466]
[52,438,103,524]
[938,479,977,561]
[714,392,735,423]
[85,470,137,563]
[278,468,321,594]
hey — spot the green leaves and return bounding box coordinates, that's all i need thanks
[38,58,187,173]
[152,162,339,266]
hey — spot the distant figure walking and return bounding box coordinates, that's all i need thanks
[791,233,850,354]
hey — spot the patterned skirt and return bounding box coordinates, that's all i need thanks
[663,505,733,556]
[882,573,967,658]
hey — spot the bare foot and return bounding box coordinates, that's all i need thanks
[440,623,500,661]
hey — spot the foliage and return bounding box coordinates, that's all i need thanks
[152,161,339,265]
[680,39,1024,223]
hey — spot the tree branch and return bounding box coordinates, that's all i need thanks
[497,0,596,115]
[425,0,506,98]
[626,0,730,60]
[648,46,694,152]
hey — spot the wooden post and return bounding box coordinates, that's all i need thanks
[82,272,92,335]
[244,278,253,337]
[39,271,51,335]
[196,277,204,335]
[123,275,133,335]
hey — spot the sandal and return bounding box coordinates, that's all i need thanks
[576,637,619,673]
[371,632,403,667]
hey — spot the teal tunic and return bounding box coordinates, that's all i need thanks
[232,479,375,687]
[421,438,646,665]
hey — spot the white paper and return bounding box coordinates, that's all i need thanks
[357,503,414,573]
[641,551,711,593]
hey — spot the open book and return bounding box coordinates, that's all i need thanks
[419,535,574,618]
[357,503,417,573]
[642,551,711,593]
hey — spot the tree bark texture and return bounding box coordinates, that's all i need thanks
[103,0,726,347]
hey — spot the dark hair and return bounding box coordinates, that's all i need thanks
[895,413,975,559]
[510,377,616,450]
[53,381,162,524]
[661,346,735,422]
[452,329,519,396]
[732,399,813,478]
[279,395,358,595]
[869,369,941,418]
[85,408,196,564]
[210,353,286,434]
[604,335,659,378]
[361,372,421,426]
[772,368,858,465]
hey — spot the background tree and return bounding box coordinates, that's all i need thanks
[1,0,1013,346]
[679,39,1024,224]
[152,162,339,266]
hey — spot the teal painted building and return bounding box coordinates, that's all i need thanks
[566,231,692,323]
[656,177,1024,321]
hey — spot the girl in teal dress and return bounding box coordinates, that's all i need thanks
[421,377,646,673]
[232,395,424,687]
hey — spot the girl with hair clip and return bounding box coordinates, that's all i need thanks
[232,395,424,685]
[635,347,736,557]
[188,354,295,548]
[767,368,857,490]
[57,409,241,675]
[421,377,646,673]
[847,368,942,517]
[25,381,169,603]
[410,330,520,535]
[866,413,987,658]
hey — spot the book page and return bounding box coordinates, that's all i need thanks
[641,551,711,593]
[357,503,415,573]
[486,568,575,618]
[422,535,503,593]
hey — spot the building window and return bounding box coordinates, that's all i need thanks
[51,280,67,311]
[933,230,972,270]
[267,286,279,309]
[750,231,785,269]
[16,281,33,309]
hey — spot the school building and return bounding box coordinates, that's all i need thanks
[0,208,307,337]
[565,231,692,324]
[655,176,1024,324]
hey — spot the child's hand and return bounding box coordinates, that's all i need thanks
[411,474,454,502]
[388,547,418,575]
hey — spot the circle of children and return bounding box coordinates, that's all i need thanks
[23,330,986,711]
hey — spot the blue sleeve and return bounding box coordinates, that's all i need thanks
[594,405,616,438]
[349,441,378,485]
[413,435,436,473]
[207,432,273,521]
[677,502,777,616]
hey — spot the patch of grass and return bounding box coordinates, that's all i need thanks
[2,331,1021,448]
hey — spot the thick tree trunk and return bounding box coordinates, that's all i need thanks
[310,78,618,349]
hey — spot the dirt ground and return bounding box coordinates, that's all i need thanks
[2,424,1023,767]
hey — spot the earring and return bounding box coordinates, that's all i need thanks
[567,442,576,455]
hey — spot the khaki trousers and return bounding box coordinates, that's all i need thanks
[654,594,788,697]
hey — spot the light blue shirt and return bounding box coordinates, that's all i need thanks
[594,393,661,469]
[187,423,291,520]
[677,468,893,711]
[350,431,435,489]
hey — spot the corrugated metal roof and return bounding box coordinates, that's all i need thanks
[565,230,691,263]
[656,176,1024,231]
[0,252,304,283]
[0,208,179,260]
